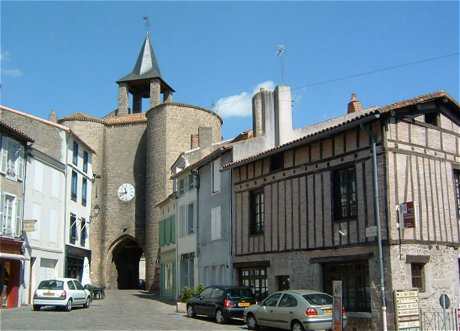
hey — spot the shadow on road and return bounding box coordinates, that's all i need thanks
[130,290,176,305]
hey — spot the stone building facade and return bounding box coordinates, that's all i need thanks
[225,91,460,330]
[59,33,222,290]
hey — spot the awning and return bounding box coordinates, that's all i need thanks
[0,252,26,261]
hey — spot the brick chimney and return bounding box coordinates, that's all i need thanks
[347,93,364,114]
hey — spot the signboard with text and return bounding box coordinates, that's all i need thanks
[332,281,343,331]
[394,289,420,331]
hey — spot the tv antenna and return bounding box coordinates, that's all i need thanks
[143,16,150,34]
[276,44,286,83]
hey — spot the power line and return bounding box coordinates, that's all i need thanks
[292,52,459,91]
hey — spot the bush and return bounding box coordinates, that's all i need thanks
[179,284,205,302]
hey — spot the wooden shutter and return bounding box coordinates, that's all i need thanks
[0,137,8,174]
[17,145,25,181]
[15,197,22,237]
[171,216,176,244]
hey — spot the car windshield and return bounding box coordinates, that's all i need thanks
[227,288,253,299]
[38,280,64,290]
[303,293,333,305]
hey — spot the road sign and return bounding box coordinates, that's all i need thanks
[332,281,343,331]
[22,219,37,232]
[394,289,420,331]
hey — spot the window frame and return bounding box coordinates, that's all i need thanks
[453,169,460,219]
[83,151,89,173]
[81,177,87,206]
[411,263,425,292]
[249,188,265,235]
[332,165,358,222]
[1,193,17,237]
[212,158,221,193]
[72,141,79,166]
[71,171,78,202]
[424,112,439,127]
[80,218,87,247]
[239,266,268,300]
[269,153,284,172]
[69,213,77,244]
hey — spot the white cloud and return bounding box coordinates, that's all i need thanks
[3,68,23,77]
[213,80,275,118]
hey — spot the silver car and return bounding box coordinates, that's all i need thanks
[244,290,347,331]
[33,278,92,312]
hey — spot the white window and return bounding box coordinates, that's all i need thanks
[211,206,222,241]
[33,161,44,192]
[0,137,25,181]
[0,193,21,237]
[51,170,60,198]
[212,158,221,193]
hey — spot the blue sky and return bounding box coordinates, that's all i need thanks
[1,1,458,139]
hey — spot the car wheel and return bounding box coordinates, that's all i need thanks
[215,309,227,324]
[246,313,258,330]
[33,305,41,311]
[186,305,196,318]
[291,320,305,331]
[65,299,72,312]
[84,297,90,308]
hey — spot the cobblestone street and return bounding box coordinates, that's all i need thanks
[1,290,247,330]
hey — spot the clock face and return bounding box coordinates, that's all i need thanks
[117,183,135,202]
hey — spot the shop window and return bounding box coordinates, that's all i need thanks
[270,153,284,172]
[250,189,265,235]
[239,266,268,300]
[424,112,439,127]
[411,263,425,292]
[323,261,371,312]
[333,165,357,221]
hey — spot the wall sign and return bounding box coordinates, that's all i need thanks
[394,289,420,331]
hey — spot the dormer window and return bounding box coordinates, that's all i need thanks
[424,112,439,127]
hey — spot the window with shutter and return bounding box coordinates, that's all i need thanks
[0,137,8,174]
[17,146,24,181]
[187,203,194,234]
[211,206,222,241]
[1,194,16,236]
[15,197,22,237]
[212,159,221,193]
[171,216,176,244]
[6,139,18,180]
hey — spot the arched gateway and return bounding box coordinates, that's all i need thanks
[106,236,143,289]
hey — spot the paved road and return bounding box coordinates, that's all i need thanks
[1,290,247,330]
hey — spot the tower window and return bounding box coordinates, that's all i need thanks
[424,112,439,127]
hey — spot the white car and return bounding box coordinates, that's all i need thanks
[33,278,92,312]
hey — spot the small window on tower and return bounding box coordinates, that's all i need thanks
[270,153,284,172]
[424,112,439,127]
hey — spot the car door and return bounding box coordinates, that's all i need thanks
[195,288,213,315]
[255,293,282,328]
[273,293,299,330]
[67,280,77,302]
[73,280,87,304]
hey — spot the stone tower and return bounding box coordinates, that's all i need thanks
[60,32,222,290]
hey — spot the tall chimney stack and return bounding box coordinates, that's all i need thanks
[347,93,364,114]
[274,85,293,146]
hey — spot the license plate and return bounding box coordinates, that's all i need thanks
[44,291,54,296]
[239,302,250,307]
[323,308,332,315]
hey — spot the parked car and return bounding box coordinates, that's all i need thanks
[186,286,256,324]
[244,290,347,331]
[33,278,92,312]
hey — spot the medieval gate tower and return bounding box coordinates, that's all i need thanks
[60,33,222,290]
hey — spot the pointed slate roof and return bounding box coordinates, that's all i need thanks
[117,33,170,89]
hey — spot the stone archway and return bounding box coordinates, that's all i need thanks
[108,236,143,289]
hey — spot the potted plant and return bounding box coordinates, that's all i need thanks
[176,285,205,313]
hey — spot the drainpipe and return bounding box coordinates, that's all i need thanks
[361,115,388,331]
[194,169,200,287]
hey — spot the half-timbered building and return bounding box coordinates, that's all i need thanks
[225,91,460,330]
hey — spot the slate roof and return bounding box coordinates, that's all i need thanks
[59,112,147,126]
[223,91,458,169]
